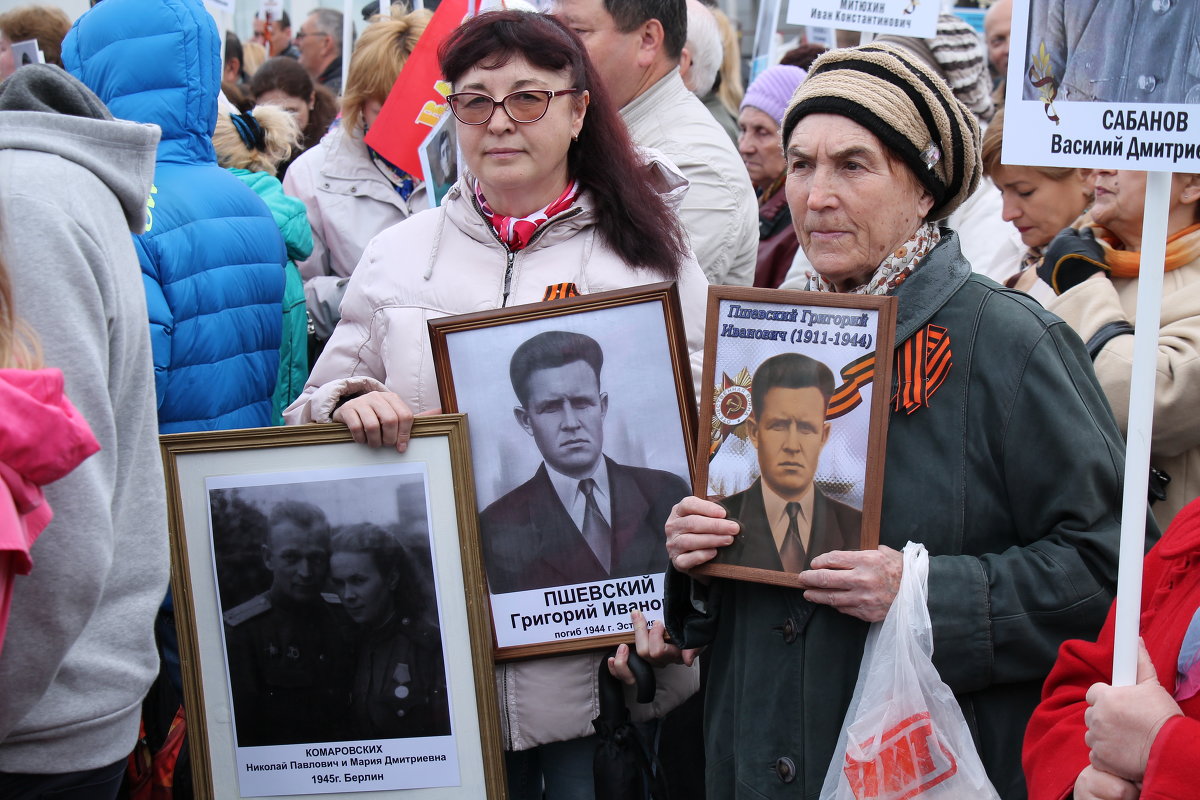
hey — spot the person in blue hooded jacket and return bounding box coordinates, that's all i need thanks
[63,0,287,435]
[61,1,288,763]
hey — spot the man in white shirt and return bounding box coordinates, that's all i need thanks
[711,352,862,573]
[479,331,690,593]
[556,0,758,285]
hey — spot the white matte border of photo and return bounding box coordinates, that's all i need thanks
[160,419,503,799]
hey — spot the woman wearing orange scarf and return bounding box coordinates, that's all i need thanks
[1032,169,1200,530]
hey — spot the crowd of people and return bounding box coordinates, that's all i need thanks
[1,0,1198,798]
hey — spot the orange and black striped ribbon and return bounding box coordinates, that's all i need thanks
[893,324,952,414]
[827,352,876,420]
[542,282,579,301]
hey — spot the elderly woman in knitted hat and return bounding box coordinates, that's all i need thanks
[614,43,1132,799]
[737,63,806,288]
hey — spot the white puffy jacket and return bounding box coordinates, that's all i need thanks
[285,154,707,749]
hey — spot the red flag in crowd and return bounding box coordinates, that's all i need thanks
[364,0,470,180]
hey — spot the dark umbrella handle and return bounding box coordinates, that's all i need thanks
[593,650,669,800]
[625,649,656,705]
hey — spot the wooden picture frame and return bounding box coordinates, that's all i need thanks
[428,282,697,661]
[692,287,897,588]
[161,418,505,799]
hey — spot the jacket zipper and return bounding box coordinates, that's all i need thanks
[502,250,516,306]
[468,190,585,307]
[502,663,514,750]
[502,207,585,306]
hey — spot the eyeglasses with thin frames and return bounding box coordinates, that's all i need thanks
[294,30,330,41]
[446,88,580,125]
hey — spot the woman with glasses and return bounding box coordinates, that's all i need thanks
[286,10,707,798]
[283,8,431,354]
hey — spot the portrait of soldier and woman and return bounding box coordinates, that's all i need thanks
[212,485,451,748]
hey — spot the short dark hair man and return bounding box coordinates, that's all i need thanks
[254,11,298,59]
[555,0,758,285]
[223,501,349,747]
[479,331,690,593]
[298,8,345,94]
[714,353,862,572]
[253,10,297,58]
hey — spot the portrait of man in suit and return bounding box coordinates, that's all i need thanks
[479,330,690,594]
[714,352,862,573]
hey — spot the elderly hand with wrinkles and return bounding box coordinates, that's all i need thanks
[665,495,740,574]
[666,494,903,622]
[609,498,905,681]
[797,546,903,623]
[663,495,904,622]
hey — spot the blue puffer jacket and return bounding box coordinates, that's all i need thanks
[63,0,286,432]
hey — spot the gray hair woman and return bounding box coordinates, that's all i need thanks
[623,43,1133,799]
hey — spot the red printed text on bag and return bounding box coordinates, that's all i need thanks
[842,711,958,800]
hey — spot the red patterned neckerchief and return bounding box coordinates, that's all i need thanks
[475,179,579,252]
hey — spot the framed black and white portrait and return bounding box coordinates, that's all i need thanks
[429,283,697,659]
[161,419,503,798]
[693,287,897,589]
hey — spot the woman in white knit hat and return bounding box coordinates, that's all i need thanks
[613,42,1134,800]
[737,63,807,289]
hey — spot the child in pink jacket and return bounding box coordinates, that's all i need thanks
[0,271,99,658]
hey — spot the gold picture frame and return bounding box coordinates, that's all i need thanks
[428,282,697,661]
[693,286,897,588]
[161,418,505,798]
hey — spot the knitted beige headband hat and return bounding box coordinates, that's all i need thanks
[781,42,982,221]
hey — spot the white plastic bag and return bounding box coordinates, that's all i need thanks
[820,542,1000,800]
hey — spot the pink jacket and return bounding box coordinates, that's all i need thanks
[0,368,99,656]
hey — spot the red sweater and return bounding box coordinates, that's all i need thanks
[1024,498,1200,799]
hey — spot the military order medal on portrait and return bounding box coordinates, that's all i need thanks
[694,287,895,587]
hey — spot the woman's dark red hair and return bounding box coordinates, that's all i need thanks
[439,10,686,280]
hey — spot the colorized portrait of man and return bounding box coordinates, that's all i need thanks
[479,331,690,594]
[715,352,862,573]
[222,500,349,746]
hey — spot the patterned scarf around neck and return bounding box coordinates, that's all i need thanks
[1090,222,1200,279]
[367,145,415,201]
[803,223,942,295]
[475,179,579,252]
